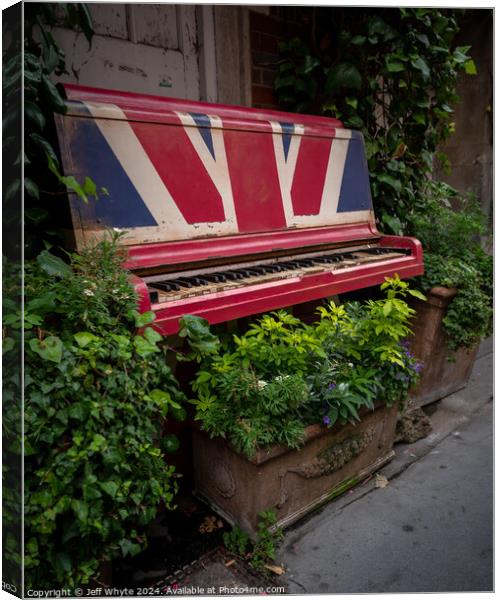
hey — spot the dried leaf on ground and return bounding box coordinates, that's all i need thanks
[225,559,236,567]
[198,515,224,533]
[374,474,389,489]
[264,564,285,576]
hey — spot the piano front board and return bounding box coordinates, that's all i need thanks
[55,85,376,263]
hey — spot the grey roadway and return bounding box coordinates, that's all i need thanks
[279,343,493,594]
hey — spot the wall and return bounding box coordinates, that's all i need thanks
[50,3,253,107]
[436,10,493,233]
[52,4,202,100]
[249,7,310,109]
[248,7,493,231]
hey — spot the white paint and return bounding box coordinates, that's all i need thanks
[131,4,178,48]
[82,102,238,245]
[51,4,200,100]
[196,5,218,103]
[88,3,128,39]
[270,124,367,228]
[175,112,237,229]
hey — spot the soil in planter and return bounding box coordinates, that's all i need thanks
[112,493,231,587]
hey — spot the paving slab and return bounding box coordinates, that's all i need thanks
[279,346,493,594]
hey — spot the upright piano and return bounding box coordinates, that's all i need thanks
[54,85,423,334]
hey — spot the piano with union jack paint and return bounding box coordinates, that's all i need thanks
[54,84,424,335]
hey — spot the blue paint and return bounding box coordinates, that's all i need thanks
[279,122,295,161]
[189,112,215,159]
[337,138,373,212]
[68,104,158,228]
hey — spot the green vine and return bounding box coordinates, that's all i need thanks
[18,233,188,589]
[408,181,492,352]
[274,8,475,234]
[22,3,108,256]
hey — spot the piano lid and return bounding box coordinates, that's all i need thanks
[55,85,378,267]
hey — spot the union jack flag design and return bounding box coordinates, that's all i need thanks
[58,97,374,246]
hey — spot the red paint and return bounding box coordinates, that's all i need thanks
[222,125,287,232]
[146,253,424,335]
[63,84,344,131]
[123,223,382,270]
[61,85,425,335]
[128,274,151,313]
[379,234,423,263]
[291,136,332,216]
[127,117,226,224]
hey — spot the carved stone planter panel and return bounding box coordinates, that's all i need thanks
[408,287,479,409]
[192,402,398,536]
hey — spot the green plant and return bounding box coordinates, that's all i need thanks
[274,8,475,234]
[188,277,423,455]
[408,180,493,351]
[250,510,284,571]
[306,276,424,425]
[223,510,284,573]
[17,4,107,257]
[188,311,325,458]
[20,233,188,589]
[222,525,251,557]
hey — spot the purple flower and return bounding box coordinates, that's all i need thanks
[323,415,331,426]
[412,361,424,373]
[328,382,336,390]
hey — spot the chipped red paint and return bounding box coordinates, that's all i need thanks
[56,85,424,333]
[62,83,344,131]
[222,123,287,232]
[291,136,332,216]
[122,223,383,270]
[149,250,423,335]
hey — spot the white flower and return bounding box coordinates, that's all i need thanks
[274,375,290,382]
[83,289,94,296]
[257,380,268,389]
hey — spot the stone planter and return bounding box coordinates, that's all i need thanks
[408,287,479,410]
[192,402,398,536]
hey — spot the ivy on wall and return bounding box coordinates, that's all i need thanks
[274,8,475,234]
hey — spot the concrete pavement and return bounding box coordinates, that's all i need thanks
[279,340,493,594]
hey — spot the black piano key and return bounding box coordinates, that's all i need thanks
[247,267,268,275]
[191,277,211,285]
[223,271,245,281]
[261,265,281,273]
[295,259,316,267]
[201,273,226,283]
[169,278,193,288]
[277,262,298,270]
[152,281,181,292]
[313,257,334,264]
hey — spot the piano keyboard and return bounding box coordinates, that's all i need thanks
[146,246,410,304]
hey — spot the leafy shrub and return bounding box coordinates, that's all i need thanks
[274,8,475,234]
[223,510,284,572]
[408,181,493,351]
[21,235,187,589]
[189,277,423,458]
